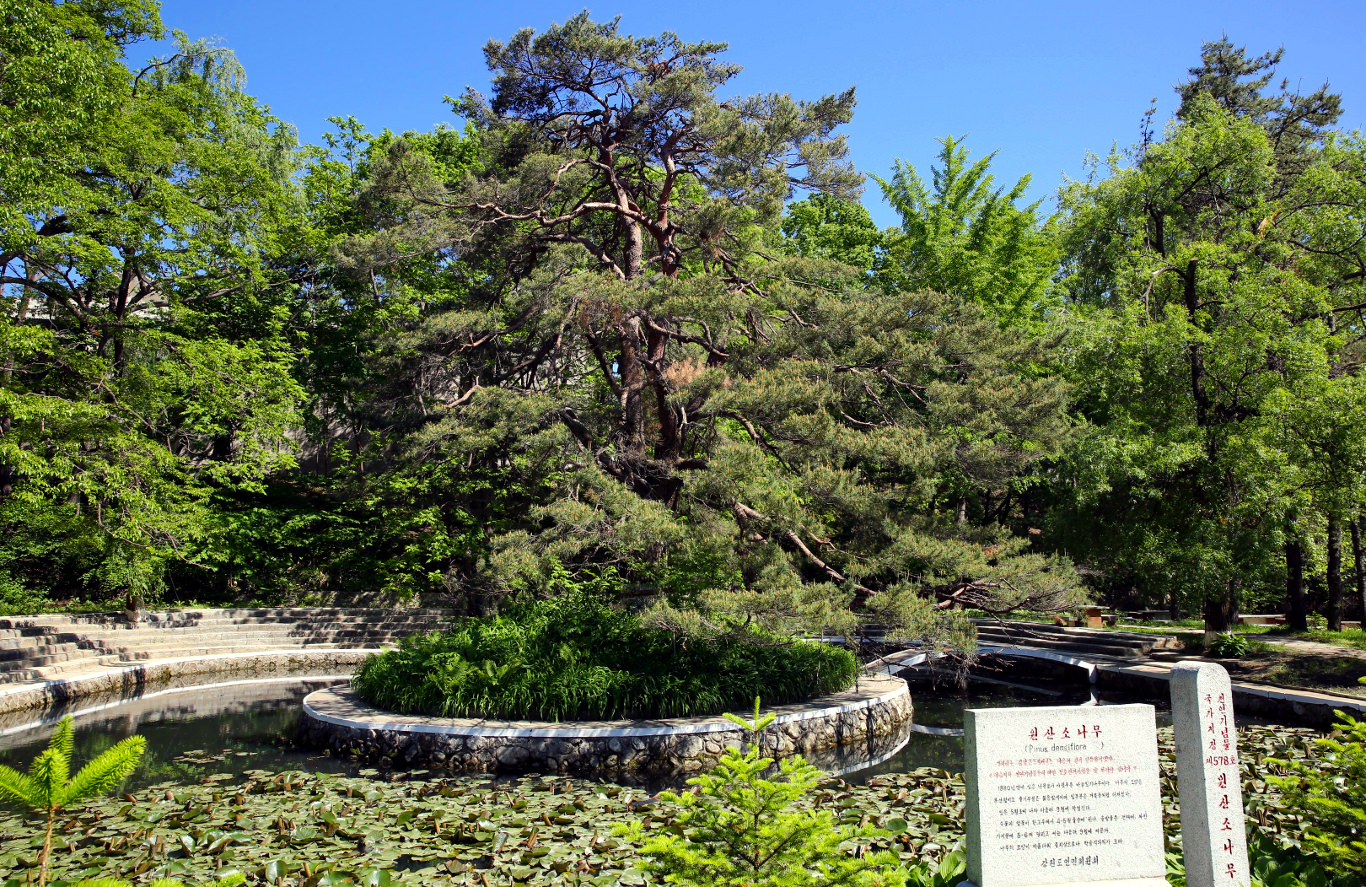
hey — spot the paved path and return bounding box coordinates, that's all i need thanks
[1253,634,1366,661]
[951,621,1366,726]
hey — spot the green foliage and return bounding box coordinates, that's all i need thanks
[71,876,245,887]
[1268,713,1366,881]
[1166,834,1349,887]
[875,135,1059,323]
[2,0,305,605]
[352,582,858,721]
[1206,632,1255,658]
[1052,44,1366,627]
[0,716,145,887]
[899,852,967,887]
[624,701,908,887]
[781,194,884,272]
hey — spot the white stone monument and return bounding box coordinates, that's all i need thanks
[1170,662,1250,887]
[961,704,1167,887]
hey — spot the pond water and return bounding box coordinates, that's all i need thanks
[0,672,1153,790]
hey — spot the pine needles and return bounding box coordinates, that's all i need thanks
[0,716,145,887]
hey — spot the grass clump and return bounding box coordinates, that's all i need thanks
[351,591,859,721]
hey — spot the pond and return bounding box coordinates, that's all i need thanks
[0,671,1139,790]
[0,674,1322,887]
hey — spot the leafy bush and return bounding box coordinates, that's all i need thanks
[1165,834,1349,887]
[352,590,859,721]
[622,701,907,887]
[1268,712,1366,882]
[1207,632,1255,658]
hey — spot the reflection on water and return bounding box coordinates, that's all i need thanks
[0,677,354,790]
[0,672,1153,789]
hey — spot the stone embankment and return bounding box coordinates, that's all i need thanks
[299,674,913,778]
[0,608,454,715]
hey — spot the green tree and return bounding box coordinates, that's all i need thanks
[875,136,1059,323]
[1269,713,1366,881]
[1054,43,1366,632]
[339,13,1083,641]
[1,2,305,603]
[780,193,883,272]
[626,701,907,887]
[0,716,145,887]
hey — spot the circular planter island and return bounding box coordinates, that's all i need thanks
[300,673,913,778]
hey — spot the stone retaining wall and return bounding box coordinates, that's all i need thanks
[299,674,913,778]
[1096,663,1366,729]
[0,650,374,720]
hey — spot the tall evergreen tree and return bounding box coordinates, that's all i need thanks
[341,14,1083,643]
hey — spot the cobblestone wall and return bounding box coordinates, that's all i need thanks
[299,674,913,778]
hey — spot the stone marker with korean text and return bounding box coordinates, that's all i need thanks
[962,704,1166,887]
[1170,662,1250,887]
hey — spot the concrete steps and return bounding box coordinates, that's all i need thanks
[974,620,1178,660]
[0,607,456,685]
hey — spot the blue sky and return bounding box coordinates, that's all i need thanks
[147,1,1365,227]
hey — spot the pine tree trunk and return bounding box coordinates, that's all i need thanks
[1285,536,1308,632]
[1327,514,1344,632]
[1353,519,1366,625]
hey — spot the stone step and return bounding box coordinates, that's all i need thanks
[975,630,1153,660]
[976,621,1163,646]
[0,629,414,680]
[0,607,454,629]
[975,621,1175,654]
[95,642,388,665]
[0,630,404,660]
[0,636,92,655]
[15,624,429,645]
[0,639,93,661]
[0,642,388,684]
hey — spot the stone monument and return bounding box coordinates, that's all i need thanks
[1170,662,1250,887]
[961,704,1167,887]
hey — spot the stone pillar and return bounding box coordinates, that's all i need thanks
[1170,662,1250,887]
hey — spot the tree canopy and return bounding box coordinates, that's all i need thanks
[5,8,1365,642]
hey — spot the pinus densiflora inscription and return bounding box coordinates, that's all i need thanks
[962,704,1166,887]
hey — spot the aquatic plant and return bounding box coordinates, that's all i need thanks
[74,876,245,887]
[0,716,144,887]
[1206,632,1256,658]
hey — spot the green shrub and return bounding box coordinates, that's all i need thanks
[1165,834,1349,887]
[352,590,859,721]
[1207,632,1255,658]
[1268,712,1366,882]
[621,701,907,887]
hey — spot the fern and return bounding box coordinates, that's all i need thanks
[0,716,145,887]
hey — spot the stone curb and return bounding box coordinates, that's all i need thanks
[299,675,914,776]
[1095,663,1366,728]
[0,649,378,716]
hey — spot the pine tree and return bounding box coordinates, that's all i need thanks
[0,716,145,887]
